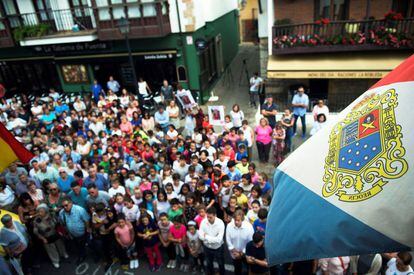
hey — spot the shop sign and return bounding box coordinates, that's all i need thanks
[143,54,174,60]
[267,71,389,79]
[33,42,111,55]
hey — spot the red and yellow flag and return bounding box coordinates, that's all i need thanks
[0,122,34,172]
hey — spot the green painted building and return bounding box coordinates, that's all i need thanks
[0,0,240,103]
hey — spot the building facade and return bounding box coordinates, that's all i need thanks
[263,0,413,111]
[0,0,240,103]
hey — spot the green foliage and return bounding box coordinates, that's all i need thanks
[12,23,51,42]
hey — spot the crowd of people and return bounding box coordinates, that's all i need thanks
[0,75,411,275]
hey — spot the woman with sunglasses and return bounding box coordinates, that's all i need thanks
[45,183,66,217]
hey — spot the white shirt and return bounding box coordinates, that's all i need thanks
[89,121,105,136]
[241,126,254,147]
[230,110,244,128]
[249,77,263,92]
[108,186,126,197]
[225,220,254,258]
[312,105,329,120]
[319,257,350,275]
[122,205,139,222]
[386,258,413,275]
[138,81,149,96]
[199,217,225,249]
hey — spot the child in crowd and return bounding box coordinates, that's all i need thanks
[186,221,204,272]
[168,215,189,272]
[136,214,162,272]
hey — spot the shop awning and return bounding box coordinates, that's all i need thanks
[267,52,412,79]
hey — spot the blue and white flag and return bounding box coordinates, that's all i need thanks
[266,55,414,265]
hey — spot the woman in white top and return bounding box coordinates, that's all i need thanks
[310,113,327,136]
[166,100,180,129]
[138,77,152,97]
[312,99,329,121]
[73,97,86,112]
[120,89,131,108]
[230,104,244,129]
[107,90,118,103]
[76,136,91,157]
[141,112,155,132]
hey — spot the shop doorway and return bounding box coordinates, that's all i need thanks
[309,79,329,107]
[92,55,177,93]
[0,61,61,96]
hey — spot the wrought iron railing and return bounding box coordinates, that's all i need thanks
[272,18,414,54]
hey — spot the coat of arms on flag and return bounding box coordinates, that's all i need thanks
[322,89,408,202]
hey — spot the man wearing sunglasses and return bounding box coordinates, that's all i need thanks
[58,197,90,265]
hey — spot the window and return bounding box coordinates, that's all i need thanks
[127,0,141,18]
[61,65,89,83]
[177,66,187,82]
[141,0,156,17]
[96,0,111,20]
[392,0,414,18]
[2,0,20,28]
[314,0,349,20]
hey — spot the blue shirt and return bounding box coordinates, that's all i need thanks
[62,152,81,164]
[57,175,75,193]
[228,169,242,182]
[59,204,90,237]
[154,111,170,128]
[41,112,57,130]
[55,104,69,115]
[260,181,272,195]
[68,187,88,209]
[107,80,120,93]
[91,84,102,100]
[83,174,109,191]
[292,93,309,116]
[253,219,266,235]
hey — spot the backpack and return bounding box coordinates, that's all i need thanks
[357,254,376,274]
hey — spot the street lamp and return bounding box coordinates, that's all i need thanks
[117,17,139,95]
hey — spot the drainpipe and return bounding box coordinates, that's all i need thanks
[174,0,189,89]
[267,0,274,56]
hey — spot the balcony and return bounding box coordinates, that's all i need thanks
[7,8,97,46]
[0,0,171,48]
[95,0,171,41]
[272,18,414,55]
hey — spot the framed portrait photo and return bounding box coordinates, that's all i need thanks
[61,64,89,83]
[208,105,225,126]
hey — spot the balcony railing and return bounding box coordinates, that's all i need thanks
[0,0,171,47]
[8,7,96,41]
[272,18,414,55]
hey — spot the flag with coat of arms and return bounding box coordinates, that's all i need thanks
[266,54,414,265]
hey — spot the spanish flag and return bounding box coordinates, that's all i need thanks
[0,122,34,172]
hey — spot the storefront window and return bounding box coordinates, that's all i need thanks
[61,65,89,83]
